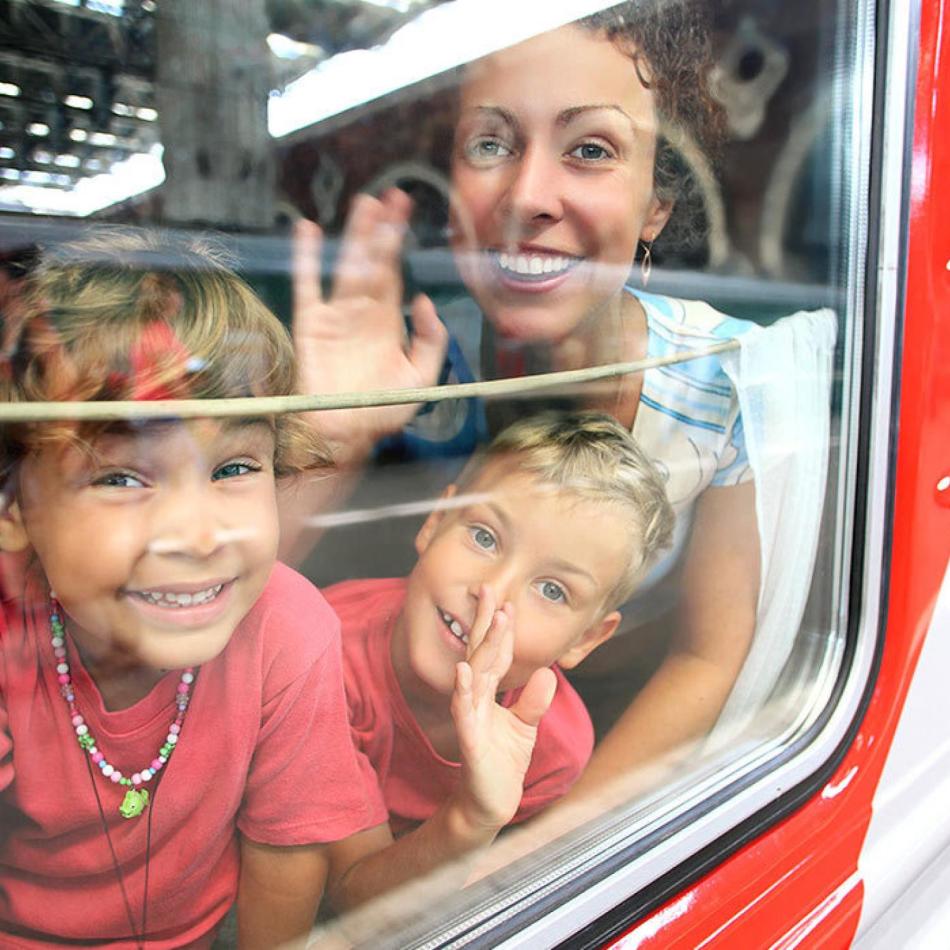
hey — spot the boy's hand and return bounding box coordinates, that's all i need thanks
[450,586,557,834]
[292,189,448,462]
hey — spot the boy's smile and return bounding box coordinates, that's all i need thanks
[391,460,635,711]
[12,418,279,675]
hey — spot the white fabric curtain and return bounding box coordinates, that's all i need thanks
[707,307,838,746]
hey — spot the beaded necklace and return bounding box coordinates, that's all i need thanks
[49,596,196,819]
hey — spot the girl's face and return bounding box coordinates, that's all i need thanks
[11,419,279,672]
[450,25,671,344]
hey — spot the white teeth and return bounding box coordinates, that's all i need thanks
[496,251,575,278]
[439,609,468,644]
[138,584,223,608]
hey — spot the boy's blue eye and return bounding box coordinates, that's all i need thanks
[94,471,145,489]
[539,580,566,603]
[470,526,496,550]
[212,461,257,480]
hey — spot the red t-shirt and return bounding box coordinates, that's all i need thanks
[0,562,387,948]
[327,578,594,836]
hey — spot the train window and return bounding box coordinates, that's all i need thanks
[0,0,887,946]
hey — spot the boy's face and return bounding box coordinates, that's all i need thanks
[6,418,279,672]
[393,460,633,703]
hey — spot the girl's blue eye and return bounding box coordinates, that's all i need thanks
[212,461,256,481]
[94,472,144,489]
[470,526,496,550]
[539,580,566,603]
[570,143,611,161]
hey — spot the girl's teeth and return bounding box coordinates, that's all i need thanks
[140,584,223,608]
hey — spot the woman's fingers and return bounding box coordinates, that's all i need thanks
[408,294,449,386]
[333,190,411,304]
[291,219,324,330]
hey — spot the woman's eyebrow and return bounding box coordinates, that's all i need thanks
[468,105,517,127]
[557,104,637,131]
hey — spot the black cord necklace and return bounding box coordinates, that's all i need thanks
[83,751,157,949]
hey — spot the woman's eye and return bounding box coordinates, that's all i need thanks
[469,526,496,550]
[570,142,612,162]
[538,580,567,603]
[93,471,145,489]
[465,137,512,163]
[212,461,258,481]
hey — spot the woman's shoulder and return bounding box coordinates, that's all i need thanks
[629,287,757,343]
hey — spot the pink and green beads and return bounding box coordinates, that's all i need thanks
[50,601,195,800]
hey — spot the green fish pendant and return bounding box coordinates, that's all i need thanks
[119,788,149,819]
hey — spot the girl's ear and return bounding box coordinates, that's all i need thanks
[0,500,30,553]
[414,484,458,556]
[557,610,621,671]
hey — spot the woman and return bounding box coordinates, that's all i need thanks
[288,0,760,795]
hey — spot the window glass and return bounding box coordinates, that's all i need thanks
[0,0,874,946]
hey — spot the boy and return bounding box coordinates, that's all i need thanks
[328,410,675,836]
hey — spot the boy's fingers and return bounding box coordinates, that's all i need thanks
[466,584,496,660]
[509,667,557,728]
[291,219,324,322]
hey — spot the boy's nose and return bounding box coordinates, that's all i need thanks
[469,559,518,604]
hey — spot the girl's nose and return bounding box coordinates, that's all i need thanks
[504,146,564,229]
[148,487,229,559]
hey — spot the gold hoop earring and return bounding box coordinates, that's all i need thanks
[640,236,654,286]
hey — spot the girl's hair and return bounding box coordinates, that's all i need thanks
[0,227,328,485]
[457,410,675,608]
[578,0,725,252]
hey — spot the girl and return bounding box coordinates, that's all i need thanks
[0,229,392,948]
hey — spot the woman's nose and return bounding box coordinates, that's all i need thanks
[504,146,564,228]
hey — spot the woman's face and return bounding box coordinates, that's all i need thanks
[450,25,672,345]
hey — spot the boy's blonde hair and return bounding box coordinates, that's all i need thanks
[459,411,675,608]
[0,227,328,484]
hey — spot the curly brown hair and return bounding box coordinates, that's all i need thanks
[1,227,329,488]
[579,0,725,253]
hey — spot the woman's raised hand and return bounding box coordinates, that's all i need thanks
[292,189,448,462]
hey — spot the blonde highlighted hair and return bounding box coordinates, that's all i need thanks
[0,227,328,484]
[460,410,674,607]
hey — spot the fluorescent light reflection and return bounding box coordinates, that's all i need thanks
[0,145,165,216]
[269,0,618,137]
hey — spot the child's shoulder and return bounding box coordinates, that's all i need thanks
[323,576,407,621]
[242,562,341,659]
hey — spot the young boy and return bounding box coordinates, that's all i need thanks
[327,410,674,836]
